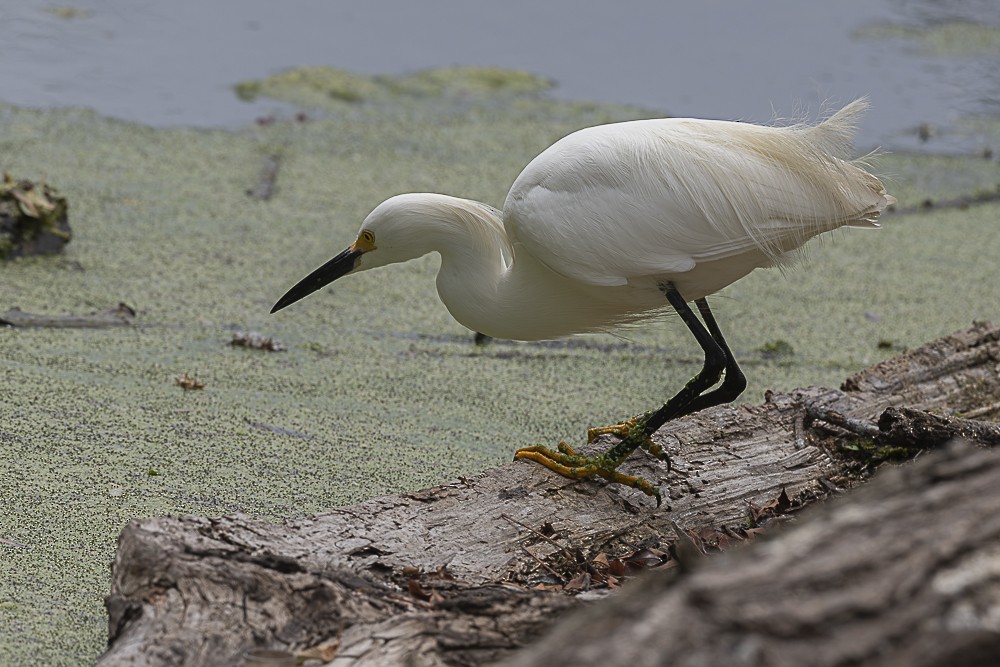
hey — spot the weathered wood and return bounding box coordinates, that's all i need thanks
[502,441,1000,667]
[877,405,1000,448]
[98,323,1000,667]
[0,303,135,328]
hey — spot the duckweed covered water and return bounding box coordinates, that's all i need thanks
[1,68,998,664]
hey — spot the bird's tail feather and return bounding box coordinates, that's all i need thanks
[805,98,870,160]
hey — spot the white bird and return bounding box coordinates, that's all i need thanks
[272,99,894,503]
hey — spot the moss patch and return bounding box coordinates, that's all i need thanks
[235,65,552,109]
[856,20,1000,56]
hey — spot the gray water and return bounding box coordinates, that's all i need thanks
[1,1,999,151]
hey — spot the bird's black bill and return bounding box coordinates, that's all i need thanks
[270,247,362,313]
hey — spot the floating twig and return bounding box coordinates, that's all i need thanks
[230,330,286,351]
[246,154,282,201]
[0,303,135,328]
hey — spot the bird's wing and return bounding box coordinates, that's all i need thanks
[503,109,891,287]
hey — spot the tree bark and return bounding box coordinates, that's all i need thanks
[502,440,1000,667]
[98,322,1000,667]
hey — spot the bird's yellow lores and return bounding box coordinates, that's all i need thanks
[272,99,894,503]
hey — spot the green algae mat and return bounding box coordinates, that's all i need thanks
[1,67,999,665]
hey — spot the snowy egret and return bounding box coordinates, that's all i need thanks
[271,99,894,503]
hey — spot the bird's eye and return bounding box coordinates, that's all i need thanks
[361,230,375,245]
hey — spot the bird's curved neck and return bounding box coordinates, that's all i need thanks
[427,200,623,341]
[418,196,661,341]
[427,200,510,332]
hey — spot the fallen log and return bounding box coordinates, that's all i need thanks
[503,440,1000,667]
[98,322,1000,666]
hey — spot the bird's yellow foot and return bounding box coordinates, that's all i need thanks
[514,442,662,504]
[587,415,669,463]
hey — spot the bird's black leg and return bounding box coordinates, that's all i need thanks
[682,298,747,414]
[514,283,746,503]
[601,283,736,467]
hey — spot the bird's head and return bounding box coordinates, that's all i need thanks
[270,194,442,314]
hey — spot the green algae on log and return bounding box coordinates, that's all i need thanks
[0,172,71,259]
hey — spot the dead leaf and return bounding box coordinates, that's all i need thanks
[749,488,792,524]
[175,374,205,390]
[531,583,563,592]
[297,640,340,663]
[230,331,287,352]
[407,579,430,600]
[623,547,669,571]
[564,572,591,591]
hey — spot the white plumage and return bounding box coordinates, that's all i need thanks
[271,99,894,499]
[506,100,888,289]
[283,99,892,340]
